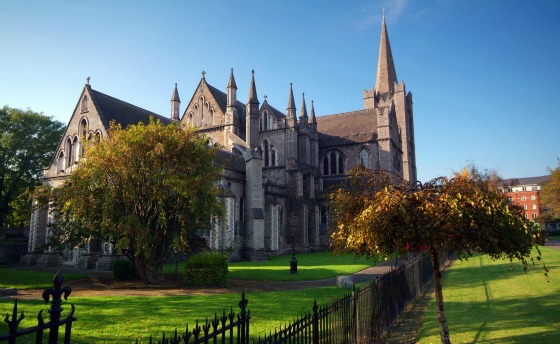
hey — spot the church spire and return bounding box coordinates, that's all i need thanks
[170,83,180,122]
[227,68,237,108]
[309,100,316,124]
[286,83,297,128]
[248,69,259,104]
[300,92,308,119]
[375,15,398,96]
[227,68,237,90]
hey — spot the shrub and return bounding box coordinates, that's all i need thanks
[184,251,228,287]
[112,259,136,281]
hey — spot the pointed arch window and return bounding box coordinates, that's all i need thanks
[57,151,65,173]
[262,111,269,130]
[263,140,270,167]
[360,148,370,168]
[330,152,337,174]
[268,114,273,129]
[80,118,88,137]
[270,145,276,166]
[72,136,79,163]
[81,95,89,112]
[65,138,73,167]
[322,150,345,176]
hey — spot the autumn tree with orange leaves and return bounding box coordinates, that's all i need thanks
[46,119,223,283]
[328,166,545,344]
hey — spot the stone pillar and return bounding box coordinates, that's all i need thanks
[20,204,48,266]
[242,147,266,261]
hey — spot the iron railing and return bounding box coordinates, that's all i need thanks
[1,271,76,344]
[255,253,434,344]
[2,251,450,343]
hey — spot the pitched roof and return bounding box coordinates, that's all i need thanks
[89,87,170,128]
[261,99,286,119]
[316,109,377,146]
[501,175,550,187]
[215,149,245,172]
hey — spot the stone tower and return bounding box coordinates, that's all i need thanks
[363,15,417,182]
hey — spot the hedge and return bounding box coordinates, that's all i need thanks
[184,251,228,287]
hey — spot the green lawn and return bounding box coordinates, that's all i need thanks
[0,268,86,289]
[165,251,383,282]
[1,251,378,343]
[0,287,350,343]
[418,247,560,343]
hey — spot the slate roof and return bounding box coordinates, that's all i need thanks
[316,109,378,147]
[205,82,245,120]
[262,100,286,119]
[501,175,550,187]
[89,87,170,128]
[216,149,245,173]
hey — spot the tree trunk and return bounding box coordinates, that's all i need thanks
[135,257,158,284]
[430,247,451,344]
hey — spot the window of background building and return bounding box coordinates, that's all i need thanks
[521,196,526,201]
[530,195,536,200]
[532,213,537,219]
[522,204,527,210]
[532,204,537,210]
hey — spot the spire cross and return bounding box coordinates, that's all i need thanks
[202,70,206,79]
[86,77,90,85]
[264,95,267,101]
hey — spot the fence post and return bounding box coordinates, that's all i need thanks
[352,284,357,344]
[5,299,25,344]
[312,300,319,344]
[41,271,72,344]
[239,291,249,344]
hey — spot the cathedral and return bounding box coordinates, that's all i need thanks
[22,17,416,269]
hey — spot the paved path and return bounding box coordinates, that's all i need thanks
[7,259,400,300]
[9,240,558,300]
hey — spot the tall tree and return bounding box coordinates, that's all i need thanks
[540,160,560,219]
[328,166,545,344]
[49,119,223,283]
[0,106,64,233]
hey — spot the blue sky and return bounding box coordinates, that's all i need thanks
[1,0,558,182]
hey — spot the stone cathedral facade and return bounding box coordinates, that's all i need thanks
[22,17,416,268]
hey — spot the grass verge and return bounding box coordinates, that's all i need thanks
[418,247,560,343]
[165,251,384,282]
[0,287,350,343]
[0,268,86,290]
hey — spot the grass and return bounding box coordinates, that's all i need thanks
[418,247,560,343]
[1,251,378,343]
[0,267,86,289]
[0,287,350,343]
[164,251,383,282]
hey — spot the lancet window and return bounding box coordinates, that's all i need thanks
[322,150,345,176]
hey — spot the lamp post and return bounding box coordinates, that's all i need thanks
[290,235,297,274]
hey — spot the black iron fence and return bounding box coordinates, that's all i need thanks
[255,253,434,344]
[2,252,447,343]
[0,272,76,344]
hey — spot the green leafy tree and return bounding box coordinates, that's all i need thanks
[50,119,223,283]
[328,166,544,344]
[540,160,560,220]
[0,106,64,233]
